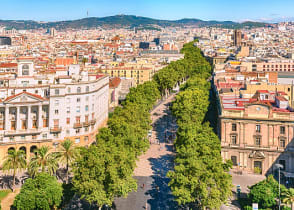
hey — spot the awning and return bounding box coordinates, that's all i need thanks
[282,171,294,178]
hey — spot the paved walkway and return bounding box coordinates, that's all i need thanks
[221,172,266,210]
[1,188,20,210]
[115,94,177,210]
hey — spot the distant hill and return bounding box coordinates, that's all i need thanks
[0,15,271,30]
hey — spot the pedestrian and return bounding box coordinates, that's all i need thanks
[142,183,145,189]
[156,185,159,192]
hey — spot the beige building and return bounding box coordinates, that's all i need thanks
[219,92,294,176]
[101,67,157,84]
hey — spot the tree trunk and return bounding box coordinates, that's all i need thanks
[12,168,16,191]
[66,159,69,184]
[291,202,294,210]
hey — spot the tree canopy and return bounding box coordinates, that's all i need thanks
[13,173,63,210]
[72,41,232,208]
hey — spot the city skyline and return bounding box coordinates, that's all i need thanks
[0,0,294,23]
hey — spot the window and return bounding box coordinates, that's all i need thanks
[66,118,70,124]
[85,115,89,123]
[280,126,285,134]
[22,64,29,75]
[255,137,261,146]
[85,127,89,132]
[54,119,59,127]
[42,134,47,139]
[76,106,80,113]
[21,136,25,140]
[280,139,286,147]
[68,87,71,93]
[55,100,59,106]
[77,98,81,103]
[86,96,89,101]
[35,90,38,94]
[279,160,286,171]
[92,104,94,110]
[32,135,37,140]
[231,156,237,166]
[77,87,81,93]
[75,138,80,143]
[9,136,14,141]
[231,135,237,145]
[76,129,80,134]
[66,107,70,114]
[55,110,59,114]
[84,136,89,141]
[232,123,237,131]
[76,116,81,124]
[86,86,89,92]
[66,130,70,134]
[53,133,58,138]
[85,105,89,112]
[55,89,59,95]
[256,125,261,133]
[66,98,71,103]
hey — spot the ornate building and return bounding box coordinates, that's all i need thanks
[0,58,109,164]
[219,90,294,176]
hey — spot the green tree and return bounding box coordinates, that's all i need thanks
[13,173,63,210]
[248,175,286,209]
[72,144,137,209]
[2,149,26,190]
[28,146,58,177]
[282,188,294,210]
[57,139,77,184]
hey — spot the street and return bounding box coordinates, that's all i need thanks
[115,94,178,210]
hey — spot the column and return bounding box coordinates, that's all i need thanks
[27,106,32,129]
[38,105,42,128]
[16,106,20,130]
[5,106,9,130]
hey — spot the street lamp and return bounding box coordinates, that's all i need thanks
[275,163,283,210]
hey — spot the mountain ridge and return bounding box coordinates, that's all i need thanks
[0,15,271,30]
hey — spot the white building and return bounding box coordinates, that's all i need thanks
[0,57,109,163]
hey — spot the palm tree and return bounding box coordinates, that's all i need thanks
[283,188,294,210]
[57,139,76,183]
[28,146,58,177]
[2,149,27,190]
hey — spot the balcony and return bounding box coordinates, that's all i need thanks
[50,126,62,133]
[83,122,90,127]
[4,128,42,136]
[90,119,96,125]
[73,123,83,129]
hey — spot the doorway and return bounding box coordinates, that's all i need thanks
[254,161,262,174]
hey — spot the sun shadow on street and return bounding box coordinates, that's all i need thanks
[146,154,177,210]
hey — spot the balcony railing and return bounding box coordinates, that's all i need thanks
[90,119,96,125]
[73,123,83,129]
[50,126,62,133]
[83,122,90,127]
[4,128,42,136]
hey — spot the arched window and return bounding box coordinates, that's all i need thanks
[30,145,37,155]
[19,146,27,158]
[22,64,29,75]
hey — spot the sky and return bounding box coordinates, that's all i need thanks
[0,0,294,22]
